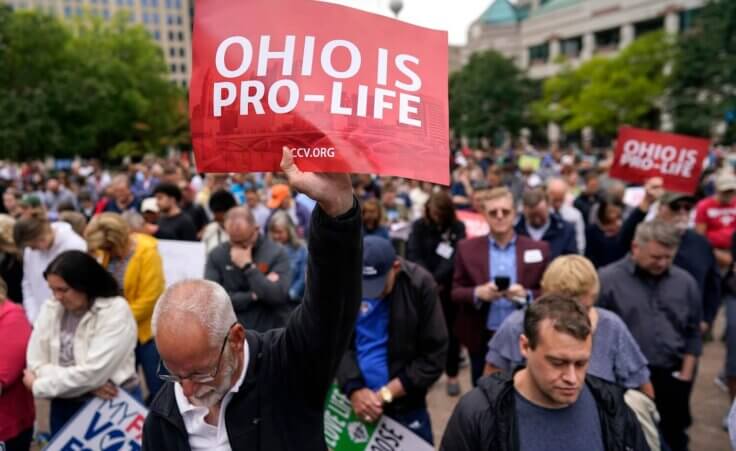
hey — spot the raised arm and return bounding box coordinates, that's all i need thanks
[276,148,362,406]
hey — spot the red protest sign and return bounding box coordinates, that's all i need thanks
[190,0,449,184]
[609,127,710,193]
[456,210,489,239]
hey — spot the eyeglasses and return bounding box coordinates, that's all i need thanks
[668,202,693,213]
[487,208,512,218]
[157,322,237,384]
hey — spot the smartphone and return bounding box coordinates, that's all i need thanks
[494,275,511,292]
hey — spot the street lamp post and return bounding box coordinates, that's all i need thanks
[389,0,403,17]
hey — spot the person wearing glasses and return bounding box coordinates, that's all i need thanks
[142,149,361,451]
[452,187,550,386]
[24,250,139,436]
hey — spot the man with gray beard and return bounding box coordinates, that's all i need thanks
[142,148,361,451]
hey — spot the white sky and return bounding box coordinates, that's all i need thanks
[319,0,494,45]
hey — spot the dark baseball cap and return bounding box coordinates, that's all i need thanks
[362,236,396,298]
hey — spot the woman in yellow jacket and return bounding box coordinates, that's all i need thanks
[85,212,165,403]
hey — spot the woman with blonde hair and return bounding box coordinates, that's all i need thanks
[85,212,165,403]
[268,210,307,302]
[0,214,22,305]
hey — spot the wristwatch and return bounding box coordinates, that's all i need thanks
[379,386,393,404]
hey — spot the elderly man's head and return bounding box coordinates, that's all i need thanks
[224,206,258,249]
[632,220,680,276]
[546,178,569,212]
[152,280,245,408]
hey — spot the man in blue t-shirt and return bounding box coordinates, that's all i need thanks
[337,236,448,445]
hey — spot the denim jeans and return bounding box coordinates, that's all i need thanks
[390,408,434,445]
[135,339,163,404]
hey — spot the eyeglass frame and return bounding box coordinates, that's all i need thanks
[157,322,238,384]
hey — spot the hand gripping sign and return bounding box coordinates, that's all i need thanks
[609,127,710,194]
[190,0,450,184]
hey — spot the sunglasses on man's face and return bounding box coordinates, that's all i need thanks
[487,208,512,218]
[668,202,693,213]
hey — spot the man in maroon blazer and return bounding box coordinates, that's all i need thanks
[452,187,550,385]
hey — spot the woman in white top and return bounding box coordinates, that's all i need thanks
[24,250,138,436]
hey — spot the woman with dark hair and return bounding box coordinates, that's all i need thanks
[24,250,138,436]
[406,190,466,396]
[268,211,308,302]
[585,196,628,268]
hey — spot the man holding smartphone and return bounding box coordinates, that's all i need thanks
[452,187,551,385]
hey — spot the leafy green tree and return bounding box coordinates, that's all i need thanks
[670,0,736,142]
[449,50,533,141]
[533,31,674,138]
[0,9,186,160]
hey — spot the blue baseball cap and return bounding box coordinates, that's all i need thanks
[362,236,396,298]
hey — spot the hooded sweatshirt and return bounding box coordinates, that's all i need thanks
[22,222,87,324]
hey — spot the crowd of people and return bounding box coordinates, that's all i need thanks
[0,142,735,450]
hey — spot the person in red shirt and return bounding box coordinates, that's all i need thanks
[0,277,35,451]
[695,171,736,268]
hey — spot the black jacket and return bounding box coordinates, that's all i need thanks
[406,217,466,295]
[143,200,362,451]
[440,372,650,451]
[336,259,448,414]
[515,213,578,259]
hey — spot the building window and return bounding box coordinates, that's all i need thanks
[528,43,549,64]
[169,48,175,57]
[168,31,174,40]
[64,6,71,16]
[151,0,158,7]
[180,64,186,73]
[179,47,185,57]
[178,31,184,41]
[181,80,187,88]
[167,14,173,24]
[174,0,180,8]
[153,30,161,40]
[152,13,159,23]
[594,27,619,52]
[170,64,176,73]
[127,0,133,6]
[680,8,702,32]
[165,0,171,8]
[560,36,582,59]
[103,8,110,19]
[141,0,147,6]
[176,15,182,25]
[75,6,82,15]
[634,17,664,38]
[143,12,149,23]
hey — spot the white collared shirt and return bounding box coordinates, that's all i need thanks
[174,339,250,451]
